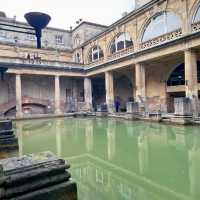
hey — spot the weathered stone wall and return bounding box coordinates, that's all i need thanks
[0,75,84,115]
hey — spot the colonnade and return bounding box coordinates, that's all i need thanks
[14,49,199,117]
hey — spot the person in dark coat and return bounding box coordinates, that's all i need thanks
[115,97,120,112]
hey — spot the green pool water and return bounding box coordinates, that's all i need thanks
[7,118,200,200]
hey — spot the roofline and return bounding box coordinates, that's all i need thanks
[79,0,163,48]
[71,21,108,32]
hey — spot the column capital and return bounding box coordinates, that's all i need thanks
[184,48,197,54]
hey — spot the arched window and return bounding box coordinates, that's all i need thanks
[74,34,81,47]
[193,5,200,23]
[75,53,80,63]
[110,32,133,54]
[142,12,181,42]
[88,46,104,62]
[167,62,200,86]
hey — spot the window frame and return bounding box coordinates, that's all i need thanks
[142,11,181,42]
[110,32,133,54]
[88,45,104,62]
[55,35,64,45]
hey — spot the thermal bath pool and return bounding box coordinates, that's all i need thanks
[2,117,200,200]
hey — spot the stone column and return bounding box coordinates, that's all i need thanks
[16,74,23,118]
[105,71,115,113]
[84,77,93,111]
[54,75,61,114]
[185,49,199,116]
[135,63,146,102]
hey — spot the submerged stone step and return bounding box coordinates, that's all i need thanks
[0,121,12,132]
[0,130,14,136]
[0,137,18,146]
[0,152,77,200]
[0,120,18,152]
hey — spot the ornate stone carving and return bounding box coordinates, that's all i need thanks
[140,29,182,49]
[192,22,200,32]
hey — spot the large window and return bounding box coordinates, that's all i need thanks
[194,5,200,23]
[88,46,104,62]
[142,12,181,42]
[110,32,133,54]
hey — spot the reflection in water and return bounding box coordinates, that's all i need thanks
[3,118,200,200]
[107,120,116,161]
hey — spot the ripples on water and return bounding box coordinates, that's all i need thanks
[1,118,200,200]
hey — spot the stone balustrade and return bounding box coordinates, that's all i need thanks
[0,56,83,70]
[87,57,104,68]
[140,29,182,49]
[86,46,134,68]
[107,46,134,61]
[192,21,200,32]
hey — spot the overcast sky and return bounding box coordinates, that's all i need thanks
[1,0,134,30]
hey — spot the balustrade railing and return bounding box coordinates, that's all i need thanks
[107,46,134,61]
[192,21,200,32]
[140,29,182,49]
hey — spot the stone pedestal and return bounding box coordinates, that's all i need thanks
[172,97,193,124]
[0,152,77,200]
[174,97,192,116]
[126,102,139,113]
[0,120,18,151]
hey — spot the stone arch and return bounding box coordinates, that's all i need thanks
[139,10,182,43]
[106,31,133,55]
[114,75,134,111]
[167,62,200,86]
[86,45,104,63]
[189,0,200,24]
[2,97,50,117]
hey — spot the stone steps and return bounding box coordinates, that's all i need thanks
[0,120,18,151]
[0,152,77,200]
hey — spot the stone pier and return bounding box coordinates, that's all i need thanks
[0,152,77,200]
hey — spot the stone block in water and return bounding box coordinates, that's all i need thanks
[174,97,192,116]
[0,152,77,200]
[126,102,139,113]
[0,120,18,152]
[0,120,12,132]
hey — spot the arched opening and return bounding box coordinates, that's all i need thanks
[166,62,200,113]
[167,63,185,86]
[110,32,133,54]
[88,45,104,63]
[92,76,106,111]
[167,62,200,86]
[4,103,48,117]
[114,75,134,112]
[73,34,81,47]
[193,5,200,23]
[142,11,181,42]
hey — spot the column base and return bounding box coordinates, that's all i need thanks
[107,103,115,113]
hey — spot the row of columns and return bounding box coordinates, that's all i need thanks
[83,49,199,113]
[14,48,199,117]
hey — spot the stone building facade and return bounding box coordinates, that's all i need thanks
[0,0,200,118]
